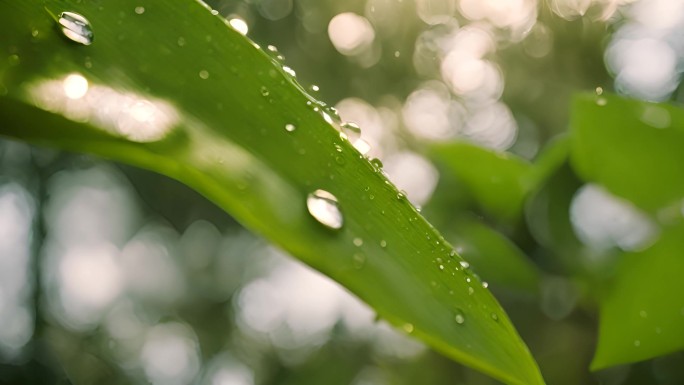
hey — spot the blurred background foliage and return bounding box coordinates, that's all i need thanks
[2,0,684,384]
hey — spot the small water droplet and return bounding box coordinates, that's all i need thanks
[596,97,607,106]
[199,70,209,79]
[210,9,219,15]
[394,50,401,58]
[402,323,414,333]
[260,86,270,96]
[352,253,366,269]
[353,237,363,247]
[639,310,648,318]
[468,287,475,295]
[634,339,641,347]
[491,313,499,322]
[454,309,466,325]
[595,86,603,96]
[134,6,145,14]
[310,84,320,92]
[334,156,345,165]
[438,264,445,270]
[482,281,489,288]
[380,240,387,248]
[370,158,383,170]
[340,121,361,142]
[396,191,406,200]
[282,65,296,77]
[459,261,470,269]
[57,11,94,46]
[285,123,296,132]
[177,37,186,46]
[306,189,343,230]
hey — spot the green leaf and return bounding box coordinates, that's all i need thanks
[431,141,533,223]
[592,223,684,370]
[447,215,540,292]
[570,93,684,213]
[0,1,544,384]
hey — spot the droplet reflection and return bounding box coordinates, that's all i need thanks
[306,189,343,230]
[57,11,94,46]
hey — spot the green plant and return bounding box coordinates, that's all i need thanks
[1,1,684,385]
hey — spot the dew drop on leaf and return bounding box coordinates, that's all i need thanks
[454,309,466,325]
[402,323,414,333]
[459,261,470,269]
[285,123,296,132]
[353,237,363,247]
[57,11,94,46]
[306,189,343,230]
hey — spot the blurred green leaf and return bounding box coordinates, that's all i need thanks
[448,214,540,292]
[431,141,533,223]
[570,93,684,213]
[592,223,684,370]
[0,1,544,384]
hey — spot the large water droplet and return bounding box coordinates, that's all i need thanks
[306,189,343,230]
[454,309,466,325]
[57,11,94,46]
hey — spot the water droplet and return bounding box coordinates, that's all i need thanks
[199,70,209,79]
[285,123,296,132]
[380,240,387,248]
[468,287,475,295]
[282,66,296,78]
[454,309,466,325]
[352,253,366,269]
[491,313,499,322]
[595,86,603,96]
[353,237,363,247]
[134,6,145,15]
[438,264,445,270]
[177,37,186,46]
[596,97,607,106]
[210,9,219,16]
[402,323,414,333]
[353,138,371,155]
[334,156,345,165]
[396,191,406,200]
[634,339,641,347]
[260,86,270,96]
[57,11,94,46]
[370,158,383,170]
[340,121,361,142]
[459,261,470,269]
[229,18,249,35]
[639,310,648,318]
[482,281,489,288]
[306,189,343,230]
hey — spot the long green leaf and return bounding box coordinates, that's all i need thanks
[0,1,544,384]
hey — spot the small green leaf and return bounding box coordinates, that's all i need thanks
[570,93,684,213]
[431,141,533,223]
[592,223,684,370]
[0,1,544,384]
